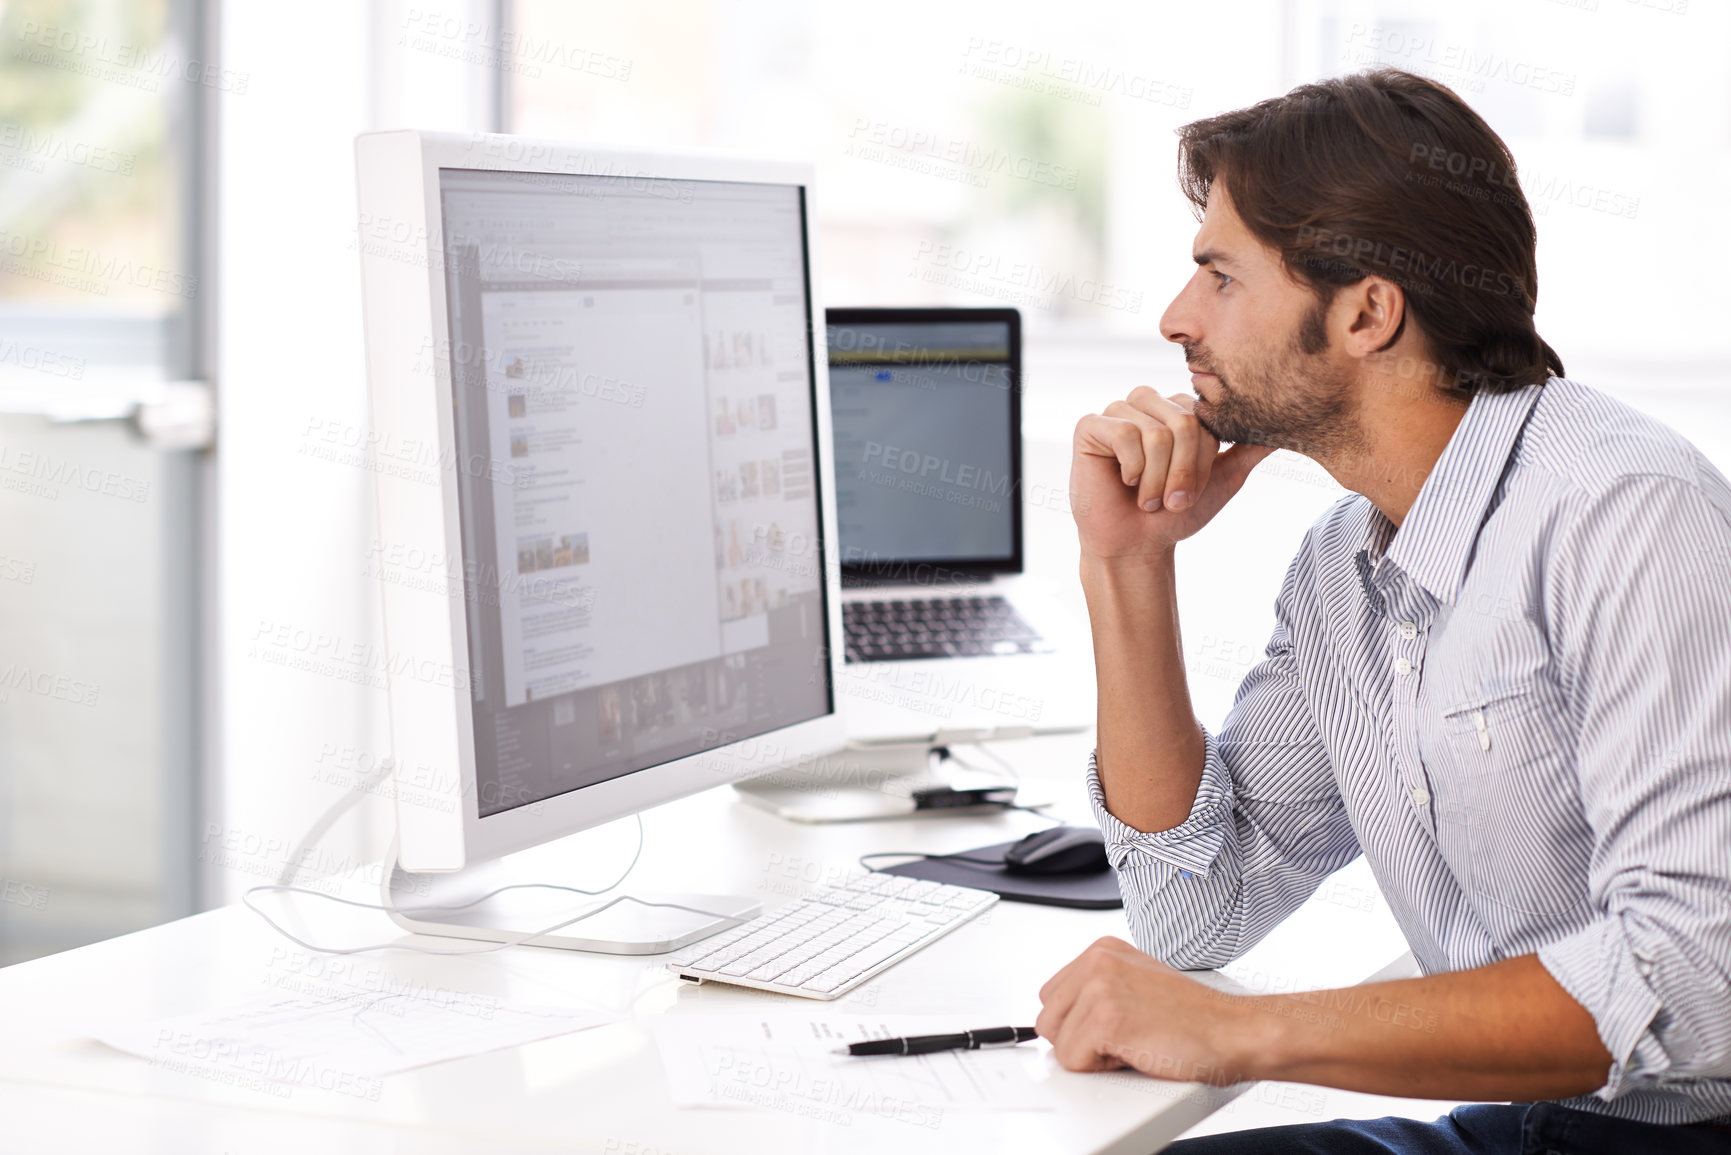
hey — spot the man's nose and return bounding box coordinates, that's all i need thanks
[1160,276,1200,347]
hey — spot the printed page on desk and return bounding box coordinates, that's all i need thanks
[97,991,621,1091]
[650,1016,1055,1122]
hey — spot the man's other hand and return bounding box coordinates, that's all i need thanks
[1035,936,1260,1083]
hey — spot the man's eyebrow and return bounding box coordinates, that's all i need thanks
[1193,249,1236,269]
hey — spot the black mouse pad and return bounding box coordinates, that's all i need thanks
[879,840,1122,909]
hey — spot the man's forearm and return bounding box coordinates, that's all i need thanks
[1081,549,1205,832]
[1229,954,1612,1100]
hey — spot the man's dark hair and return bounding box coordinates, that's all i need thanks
[1177,67,1564,396]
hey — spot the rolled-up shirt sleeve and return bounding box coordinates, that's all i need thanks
[1088,728,1235,877]
[1538,472,1731,1103]
[1089,543,1361,970]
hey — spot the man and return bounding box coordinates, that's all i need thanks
[1036,67,1731,1153]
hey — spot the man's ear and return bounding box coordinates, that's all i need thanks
[1343,276,1407,358]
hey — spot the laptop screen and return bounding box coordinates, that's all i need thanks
[826,309,1022,576]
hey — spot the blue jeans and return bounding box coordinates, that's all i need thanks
[1166,1102,1731,1154]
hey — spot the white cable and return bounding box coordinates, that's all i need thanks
[953,741,1021,784]
[243,883,748,958]
[275,756,398,887]
[247,798,749,957]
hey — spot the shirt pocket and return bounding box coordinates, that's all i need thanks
[1437,679,1583,918]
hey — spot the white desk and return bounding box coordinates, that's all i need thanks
[0,731,1409,1153]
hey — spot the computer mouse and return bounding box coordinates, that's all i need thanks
[1001,825,1110,876]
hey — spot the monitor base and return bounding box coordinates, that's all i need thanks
[732,742,1040,823]
[384,848,759,955]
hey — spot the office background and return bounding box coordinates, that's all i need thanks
[0,0,1724,997]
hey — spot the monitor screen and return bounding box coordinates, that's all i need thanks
[437,168,831,818]
[826,316,1018,569]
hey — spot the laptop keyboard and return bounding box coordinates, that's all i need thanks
[843,595,1046,662]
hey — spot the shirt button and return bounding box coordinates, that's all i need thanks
[1410,787,1430,807]
[1393,657,1413,676]
[1636,956,1655,978]
[1399,621,1418,640]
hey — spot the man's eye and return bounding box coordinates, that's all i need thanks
[1212,271,1233,290]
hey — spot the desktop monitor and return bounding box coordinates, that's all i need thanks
[353,131,846,948]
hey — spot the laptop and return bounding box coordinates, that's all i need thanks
[825,307,1093,747]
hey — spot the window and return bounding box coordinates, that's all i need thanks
[0,0,209,963]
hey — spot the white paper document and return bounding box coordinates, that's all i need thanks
[99,990,621,1093]
[649,1015,1056,1124]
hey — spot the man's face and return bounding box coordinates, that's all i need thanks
[1158,184,1360,459]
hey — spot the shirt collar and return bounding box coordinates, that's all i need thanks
[1381,380,1546,606]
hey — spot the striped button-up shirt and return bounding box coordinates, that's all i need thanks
[1088,376,1731,1125]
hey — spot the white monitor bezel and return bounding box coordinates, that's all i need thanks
[354,129,847,871]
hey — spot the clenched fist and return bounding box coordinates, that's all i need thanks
[1070,388,1274,561]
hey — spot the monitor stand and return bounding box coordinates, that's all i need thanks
[382,837,760,955]
[732,741,1041,823]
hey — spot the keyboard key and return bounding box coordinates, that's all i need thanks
[802,934,923,993]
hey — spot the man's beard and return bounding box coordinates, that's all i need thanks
[1185,299,1365,462]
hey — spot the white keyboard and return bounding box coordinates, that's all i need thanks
[665,872,998,1000]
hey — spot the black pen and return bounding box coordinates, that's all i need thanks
[836,1026,1038,1057]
